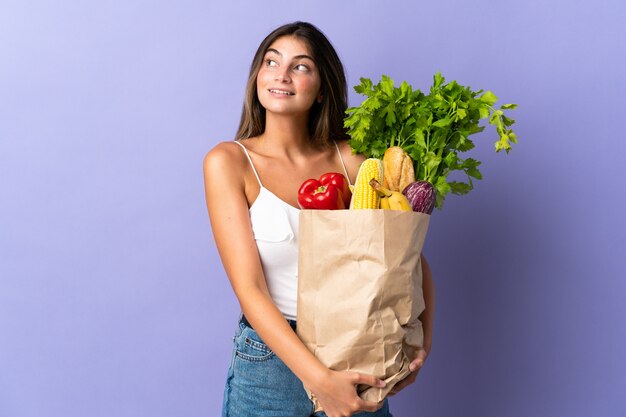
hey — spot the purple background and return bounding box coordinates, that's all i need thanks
[1,1,625,416]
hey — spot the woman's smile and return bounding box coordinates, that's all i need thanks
[268,88,295,96]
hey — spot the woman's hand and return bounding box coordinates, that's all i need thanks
[310,369,385,417]
[387,347,429,396]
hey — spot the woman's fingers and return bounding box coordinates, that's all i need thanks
[387,372,416,396]
[343,372,386,412]
[409,348,428,372]
[314,370,387,417]
[388,349,428,396]
[350,372,386,388]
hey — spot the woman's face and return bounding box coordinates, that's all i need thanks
[256,35,322,117]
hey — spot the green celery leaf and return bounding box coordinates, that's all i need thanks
[495,135,512,153]
[450,181,473,195]
[415,116,428,130]
[466,165,483,179]
[430,133,447,150]
[434,71,445,88]
[435,175,451,194]
[400,81,411,97]
[434,176,451,209]
[502,115,515,127]
[381,75,394,96]
[462,158,481,168]
[444,152,458,168]
[369,97,382,110]
[413,130,426,148]
[432,118,452,127]
[480,90,498,106]
[457,136,475,152]
[354,78,373,95]
[385,106,397,126]
[423,152,442,174]
[489,110,503,124]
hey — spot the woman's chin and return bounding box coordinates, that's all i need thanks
[263,106,310,118]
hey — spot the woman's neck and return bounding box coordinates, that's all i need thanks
[259,113,316,158]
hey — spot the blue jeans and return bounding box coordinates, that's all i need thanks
[222,316,392,417]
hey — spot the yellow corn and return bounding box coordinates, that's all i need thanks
[350,158,383,209]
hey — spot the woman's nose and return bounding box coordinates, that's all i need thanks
[275,68,291,82]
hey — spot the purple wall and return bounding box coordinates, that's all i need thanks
[1,1,625,416]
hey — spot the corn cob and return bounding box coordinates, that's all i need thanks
[350,158,383,209]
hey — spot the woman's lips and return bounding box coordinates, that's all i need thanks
[268,89,295,96]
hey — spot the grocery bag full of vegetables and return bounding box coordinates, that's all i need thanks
[296,72,518,410]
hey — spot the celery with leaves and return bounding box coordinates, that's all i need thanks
[345,72,518,209]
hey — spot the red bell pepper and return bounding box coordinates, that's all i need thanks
[318,172,352,208]
[297,172,351,210]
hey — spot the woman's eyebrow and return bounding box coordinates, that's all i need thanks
[266,48,315,62]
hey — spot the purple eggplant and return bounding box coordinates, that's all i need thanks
[402,181,436,214]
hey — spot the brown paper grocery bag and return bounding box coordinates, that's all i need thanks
[297,209,430,411]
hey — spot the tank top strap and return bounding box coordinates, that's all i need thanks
[234,140,263,188]
[333,140,352,186]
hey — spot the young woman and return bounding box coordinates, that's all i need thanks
[203,22,435,417]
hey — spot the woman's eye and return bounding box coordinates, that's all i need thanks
[295,64,309,71]
[265,59,278,67]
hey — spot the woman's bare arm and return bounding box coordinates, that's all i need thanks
[419,255,434,355]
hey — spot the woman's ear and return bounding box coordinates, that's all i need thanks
[317,94,323,103]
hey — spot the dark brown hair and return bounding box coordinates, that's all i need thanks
[235,21,348,148]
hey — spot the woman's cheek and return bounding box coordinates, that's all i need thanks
[299,77,321,101]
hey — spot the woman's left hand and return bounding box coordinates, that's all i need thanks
[386,347,429,396]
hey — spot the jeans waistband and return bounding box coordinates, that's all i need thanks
[240,313,297,331]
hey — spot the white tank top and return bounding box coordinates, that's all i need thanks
[233,140,352,321]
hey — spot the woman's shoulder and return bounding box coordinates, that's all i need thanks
[204,140,246,165]
[203,140,249,184]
